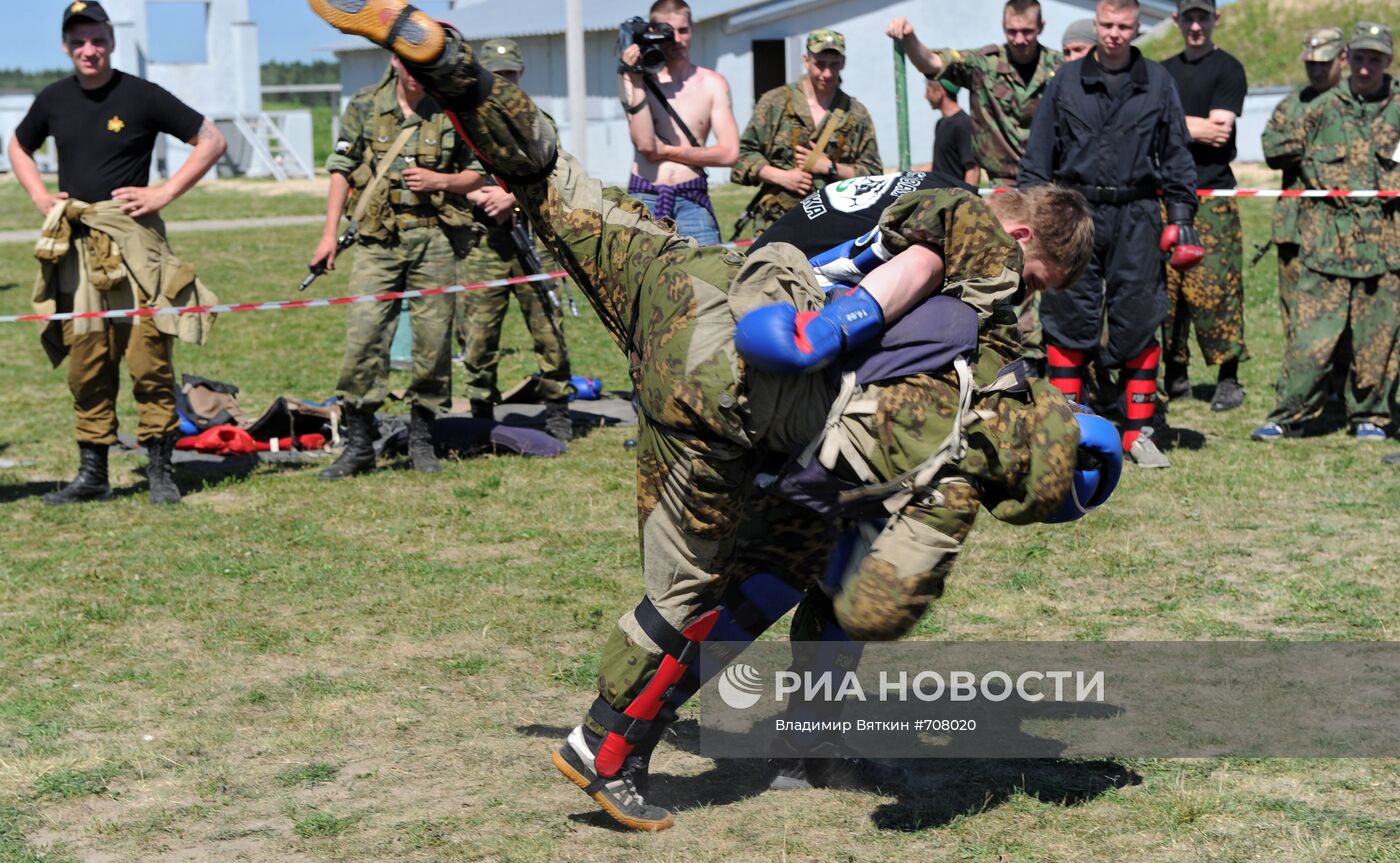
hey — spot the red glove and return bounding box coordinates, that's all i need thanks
[1160,223,1205,271]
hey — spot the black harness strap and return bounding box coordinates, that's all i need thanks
[381,6,418,51]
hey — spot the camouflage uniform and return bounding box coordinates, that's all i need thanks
[931,43,1062,187]
[1262,86,1324,340]
[326,71,475,414]
[1163,196,1248,368]
[453,185,572,403]
[1262,68,1400,431]
[398,35,1076,727]
[732,83,883,234]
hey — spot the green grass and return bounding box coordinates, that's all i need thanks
[1141,0,1400,86]
[0,180,1395,862]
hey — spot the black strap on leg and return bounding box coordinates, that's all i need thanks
[588,697,654,744]
[633,597,691,660]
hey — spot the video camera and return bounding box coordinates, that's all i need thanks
[617,16,675,75]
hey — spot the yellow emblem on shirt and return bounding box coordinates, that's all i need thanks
[107,116,125,133]
[70,1,88,12]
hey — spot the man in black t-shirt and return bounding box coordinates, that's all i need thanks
[1161,0,1249,412]
[7,1,227,506]
[923,78,978,186]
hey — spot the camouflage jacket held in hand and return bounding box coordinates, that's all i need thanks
[732,82,883,222]
[1267,77,1400,278]
[1261,85,1327,246]
[933,42,1063,184]
[325,73,476,243]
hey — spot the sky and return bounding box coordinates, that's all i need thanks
[3,1,460,71]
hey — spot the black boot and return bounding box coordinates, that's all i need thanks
[543,398,573,442]
[145,435,182,505]
[43,443,112,505]
[408,406,441,473]
[319,408,377,481]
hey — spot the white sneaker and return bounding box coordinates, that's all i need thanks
[1129,434,1170,469]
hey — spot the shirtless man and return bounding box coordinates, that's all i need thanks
[618,0,738,245]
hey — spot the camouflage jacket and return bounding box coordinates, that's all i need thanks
[1268,77,1400,278]
[326,72,476,243]
[732,82,883,221]
[933,43,1063,184]
[1261,85,1325,246]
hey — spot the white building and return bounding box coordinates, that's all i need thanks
[3,0,312,180]
[332,0,1178,185]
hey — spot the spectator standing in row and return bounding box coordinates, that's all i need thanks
[619,0,738,246]
[732,30,882,236]
[1062,18,1097,63]
[1260,28,1345,359]
[1251,23,1400,443]
[922,78,978,186]
[1161,0,1249,412]
[1018,0,1202,469]
[9,1,226,506]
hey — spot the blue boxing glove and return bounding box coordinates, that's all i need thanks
[808,226,891,289]
[1043,412,1123,524]
[735,286,886,374]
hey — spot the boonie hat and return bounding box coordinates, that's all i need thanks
[62,0,110,32]
[1349,21,1393,56]
[806,30,846,57]
[480,38,524,73]
[1300,27,1345,62]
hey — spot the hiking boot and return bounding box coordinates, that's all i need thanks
[306,0,445,64]
[145,435,182,505]
[1128,430,1170,469]
[469,399,494,421]
[551,726,674,832]
[408,406,441,473]
[43,443,112,505]
[319,408,377,480]
[1355,422,1388,442]
[1209,378,1245,412]
[543,399,573,442]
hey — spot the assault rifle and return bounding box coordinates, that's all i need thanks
[506,208,579,318]
[1249,240,1274,269]
[299,222,358,292]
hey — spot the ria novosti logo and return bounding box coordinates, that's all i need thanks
[717,663,764,710]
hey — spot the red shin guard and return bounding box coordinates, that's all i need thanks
[1120,343,1161,452]
[594,609,719,777]
[1047,346,1087,402]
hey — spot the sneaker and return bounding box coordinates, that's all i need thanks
[1209,378,1245,412]
[1355,422,1388,442]
[1128,433,1171,469]
[1383,451,1400,465]
[551,726,674,832]
[306,0,445,64]
[1250,422,1286,442]
[1164,373,1191,400]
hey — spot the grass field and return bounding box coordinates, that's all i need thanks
[0,174,1396,863]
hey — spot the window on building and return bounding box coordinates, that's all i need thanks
[752,39,786,100]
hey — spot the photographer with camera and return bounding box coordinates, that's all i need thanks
[618,0,738,246]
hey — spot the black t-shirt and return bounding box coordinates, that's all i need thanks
[751,170,972,256]
[14,71,205,203]
[1011,49,1040,86]
[932,111,975,180]
[1163,48,1247,189]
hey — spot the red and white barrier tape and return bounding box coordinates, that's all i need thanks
[0,271,570,325]
[980,188,1400,198]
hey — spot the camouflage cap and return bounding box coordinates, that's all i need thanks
[806,29,846,57]
[1175,0,1215,14]
[1062,18,1098,49]
[1300,26,1345,62]
[480,38,524,73]
[1349,21,1393,56]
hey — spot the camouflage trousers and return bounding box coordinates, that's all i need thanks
[1277,243,1302,342]
[1164,196,1249,368]
[336,227,456,413]
[454,230,571,402]
[1266,267,1400,429]
[62,318,177,445]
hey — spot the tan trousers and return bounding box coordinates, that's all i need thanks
[63,318,178,445]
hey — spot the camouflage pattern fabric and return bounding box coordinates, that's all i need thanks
[732,82,883,233]
[1266,268,1399,430]
[336,227,456,413]
[399,35,1073,717]
[933,43,1063,185]
[1017,291,1044,364]
[1276,244,1302,342]
[1163,196,1249,368]
[454,227,571,402]
[1262,86,1323,247]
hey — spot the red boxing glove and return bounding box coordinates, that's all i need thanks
[1160,223,1205,272]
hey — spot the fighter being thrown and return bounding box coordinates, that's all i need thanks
[309,0,1119,833]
